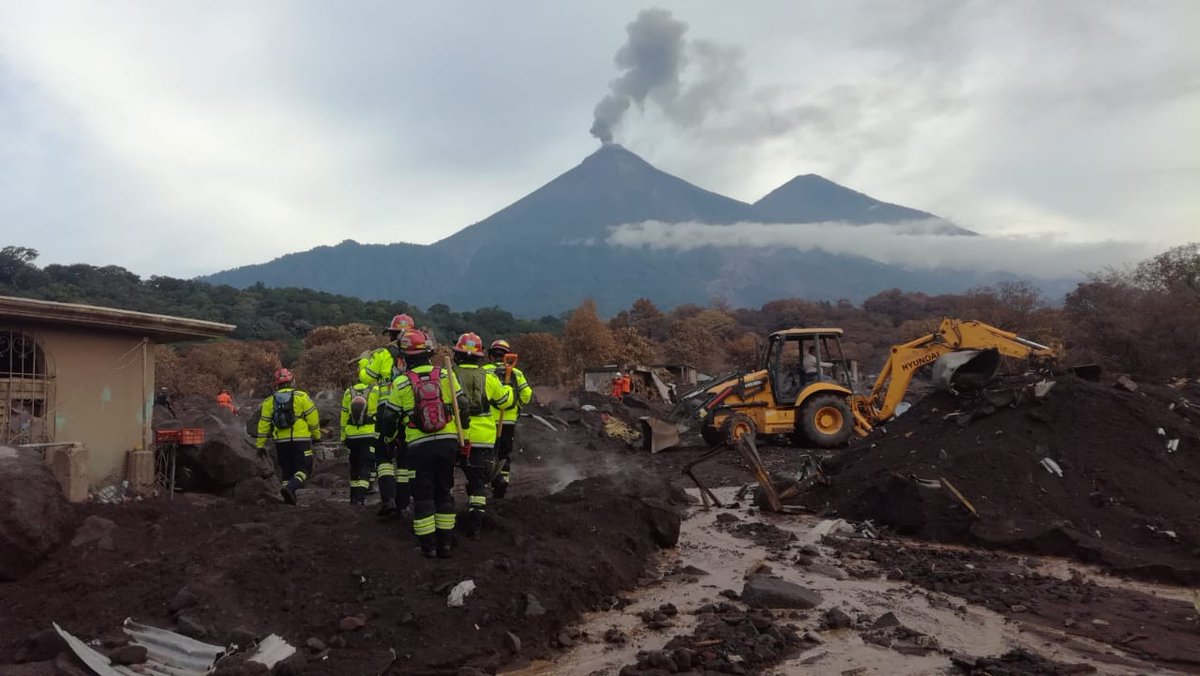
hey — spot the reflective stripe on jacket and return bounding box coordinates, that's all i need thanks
[358,345,402,387]
[384,364,465,448]
[340,383,380,441]
[485,363,531,424]
[255,388,321,447]
[453,363,512,447]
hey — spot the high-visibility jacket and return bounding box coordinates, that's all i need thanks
[383,364,465,448]
[453,363,512,448]
[359,344,403,387]
[486,363,531,425]
[340,383,380,441]
[255,388,321,448]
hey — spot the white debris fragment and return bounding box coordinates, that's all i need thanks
[1040,457,1063,477]
[448,580,476,607]
[580,404,598,412]
[813,519,852,537]
[1033,380,1056,398]
[247,635,297,669]
[1157,428,1166,436]
[1167,439,1180,452]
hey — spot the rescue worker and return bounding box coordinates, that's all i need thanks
[155,386,177,418]
[359,313,415,386]
[450,332,512,539]
[362,313,415,515]
[803,345,833,383]
[378,329,468,558]
[610,372,624,399]
[340,380,380,505]
[255,368,320,505]
[484,339,532,498]
[216,388,237,415]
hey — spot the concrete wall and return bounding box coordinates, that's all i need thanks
[38,328,153,487]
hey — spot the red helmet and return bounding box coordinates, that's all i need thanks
[385,313,415,334]
[453,332,485,356]
[273,368,294,387]
[488,339,512,356]
[398,329,432,355]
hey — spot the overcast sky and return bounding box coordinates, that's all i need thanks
[2,1,1197,278]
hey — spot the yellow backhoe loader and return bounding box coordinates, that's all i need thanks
[673,318,1057,449]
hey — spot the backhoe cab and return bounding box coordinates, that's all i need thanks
[689,328,856,448]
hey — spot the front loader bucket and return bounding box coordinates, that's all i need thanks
[932,348,1002,391]
[640,416,681,454]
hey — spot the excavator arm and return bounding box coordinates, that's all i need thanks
[850,318,1054,435]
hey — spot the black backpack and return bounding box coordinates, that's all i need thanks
[272,390,297,429]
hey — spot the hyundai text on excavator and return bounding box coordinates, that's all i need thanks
[673,318,1057,449]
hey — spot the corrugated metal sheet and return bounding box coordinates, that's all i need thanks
[54,620,224,676]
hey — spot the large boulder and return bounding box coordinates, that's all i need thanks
[741,575,824,609]
[0,447,75,580]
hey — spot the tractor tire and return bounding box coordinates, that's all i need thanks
[721,412,757,447]
[798,394,853,448]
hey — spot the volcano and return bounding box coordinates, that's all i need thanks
[203,145,999,315]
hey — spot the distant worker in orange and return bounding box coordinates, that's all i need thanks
[216,388,238,415]
[611,371,632,399]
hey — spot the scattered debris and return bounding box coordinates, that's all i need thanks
[447,579,476,607]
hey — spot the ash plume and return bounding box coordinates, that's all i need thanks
[590,8,744,144]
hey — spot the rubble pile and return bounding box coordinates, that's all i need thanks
[806,375,1200,582]
[620,602,805,675]
[0,475,684,674]
[0,449,75,581]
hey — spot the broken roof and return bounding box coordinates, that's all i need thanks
[770,327,844,337]
[0,295,235,343]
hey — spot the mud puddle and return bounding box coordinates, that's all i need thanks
[512,487,1195,675]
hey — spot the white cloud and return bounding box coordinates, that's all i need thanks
[607,220,1156,279]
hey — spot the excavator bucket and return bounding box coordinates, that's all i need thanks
[639,416,681,454]
[932,348,1002,391]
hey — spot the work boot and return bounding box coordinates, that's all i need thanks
[376,500,397,518]
[491,479,508,500]
[417,534,436,559]
[435,531,453,559]
[280,486,297,505]
[463,510,483,541]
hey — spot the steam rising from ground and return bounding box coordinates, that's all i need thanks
[607,219,1152,278]
[590,8,745,144]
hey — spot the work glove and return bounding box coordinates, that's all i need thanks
[460,441,472,458]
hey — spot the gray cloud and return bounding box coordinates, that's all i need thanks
[607,220,1154,280]
[590,8,746,143]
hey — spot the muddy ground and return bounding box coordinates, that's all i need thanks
[5,380,1200,675]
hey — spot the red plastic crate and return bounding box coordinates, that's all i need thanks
[154,428,205,445]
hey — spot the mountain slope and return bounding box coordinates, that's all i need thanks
[754,174,975,235]
[203,146,1014,315]
[434,144,759,259]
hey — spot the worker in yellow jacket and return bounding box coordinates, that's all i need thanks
[358,313,414,386]
[255,368,321,505]
[378,329,468,559]
[340,381,380,505]
[361,313,414,515]
[484,339,532,498]
[450,332,513,539]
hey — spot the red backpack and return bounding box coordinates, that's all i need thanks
[407,367,449,432]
